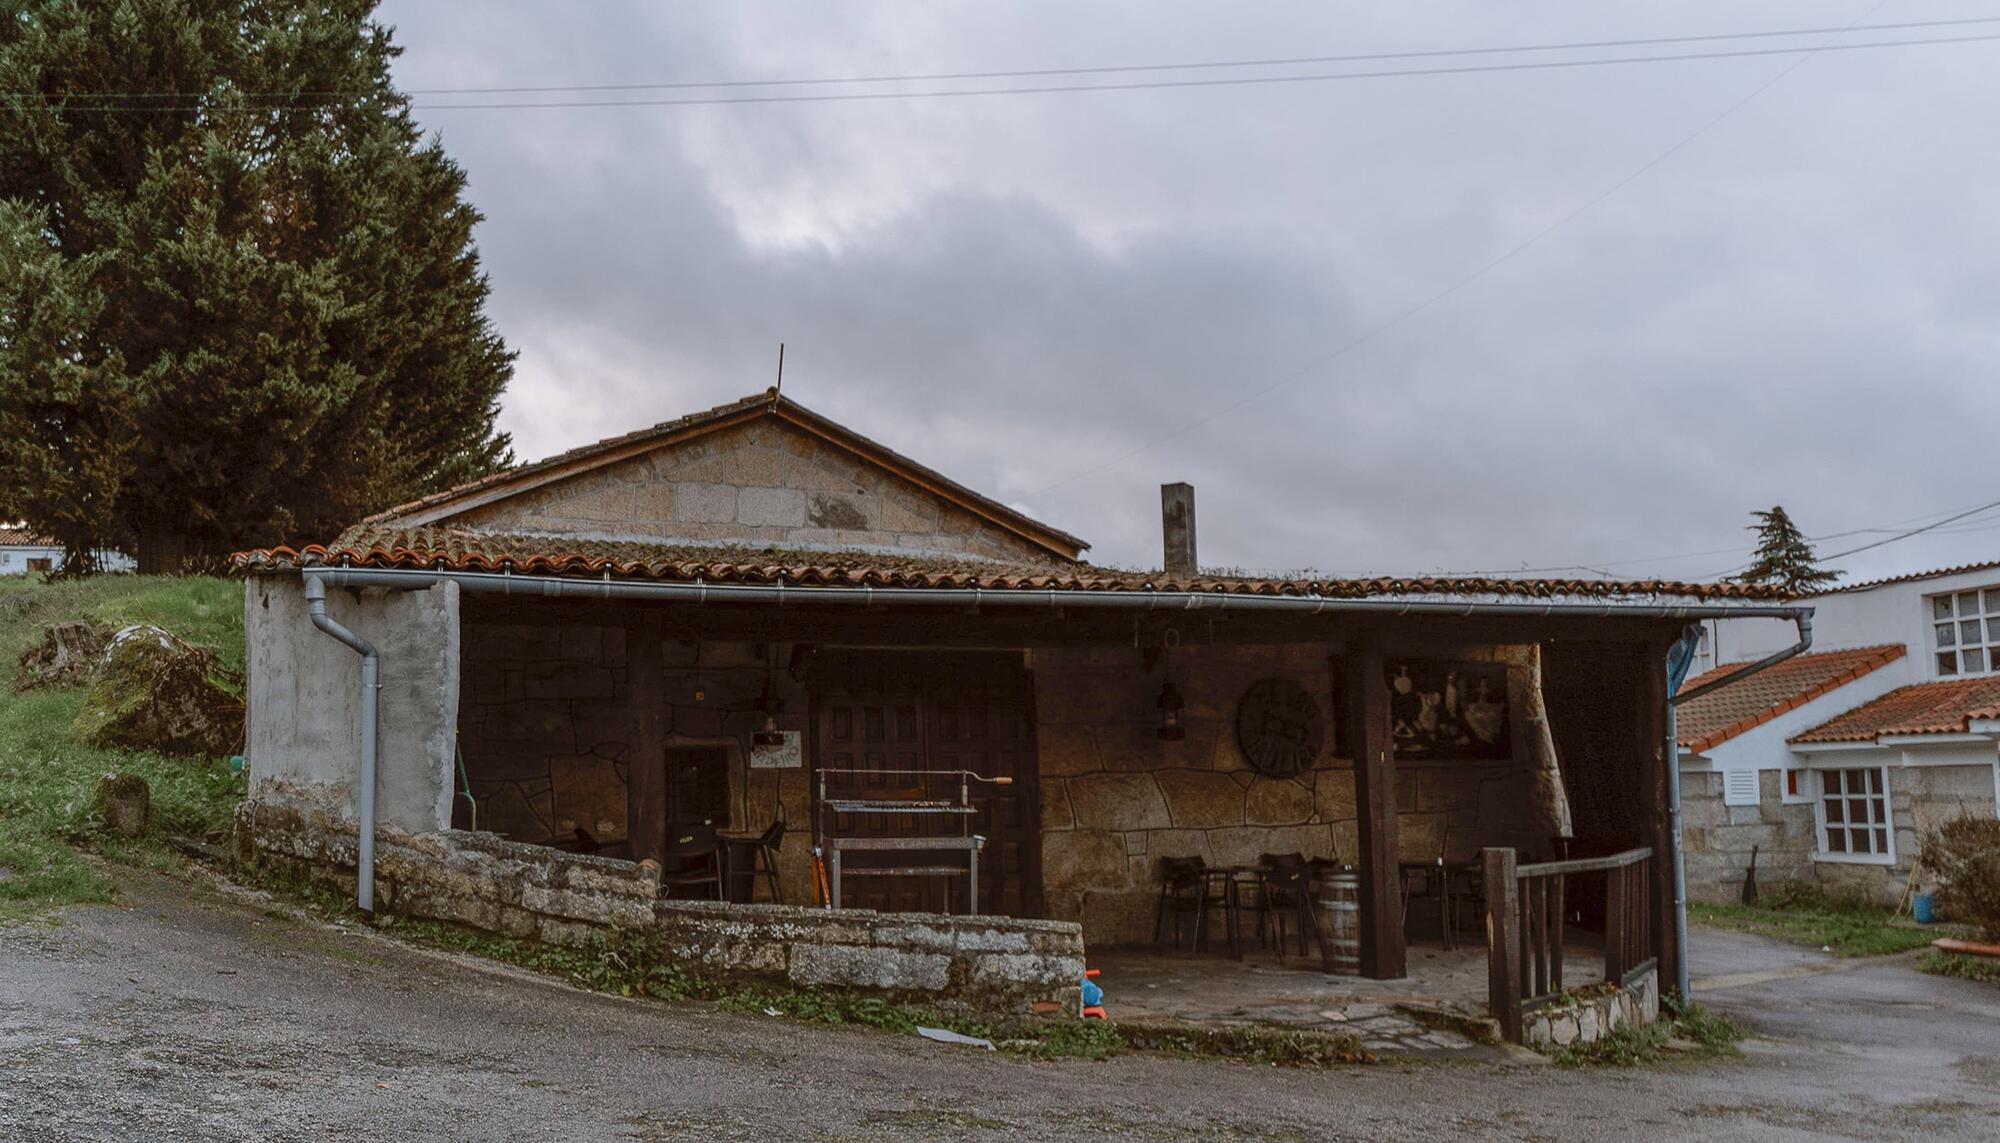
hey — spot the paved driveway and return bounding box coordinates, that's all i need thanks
[2,868,1996,1142]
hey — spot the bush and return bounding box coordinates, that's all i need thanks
[1920,817,2000,940]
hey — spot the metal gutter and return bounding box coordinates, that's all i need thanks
[1671,613,1814,706]
[301,565,1811,621]
[302,576,381,915]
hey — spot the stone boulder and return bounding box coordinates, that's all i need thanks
[95,772,151,837]
[13,620,111,691]
[73,625,244,757]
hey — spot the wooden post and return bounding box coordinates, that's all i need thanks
[1339,641,1404,980]
[1639,647,1679,997]
[1483,846,1522,1044]
[1605,862,1628,981]
[626,610,667,866]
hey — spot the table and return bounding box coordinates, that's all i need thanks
[1399,860,1480,951]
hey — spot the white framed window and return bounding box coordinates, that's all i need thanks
[1814,766,1894,863]
[1930,587,2000,676]
[1781,767,1812,805]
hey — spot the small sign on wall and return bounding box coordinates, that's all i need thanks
[750,730,803,769]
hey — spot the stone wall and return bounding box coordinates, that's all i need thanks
[1680,769,1817,903]
[442,418,1066,564]
[239,801,1082,1006]
[458,624,817,895]
[245,577,460,834]
[1521,967,1660,1051]
[1034,643,1556,945]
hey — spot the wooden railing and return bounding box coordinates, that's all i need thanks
[1483,846,1654,1043]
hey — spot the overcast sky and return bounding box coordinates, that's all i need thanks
[376,1,2000,583]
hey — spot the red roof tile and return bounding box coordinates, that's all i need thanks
[1675,645,1905,752]
[231,525,1800,603]
[1814,559,2000,595]
[0,524,57,547]
[364,390,1090,560]
[1789,675,2000,744]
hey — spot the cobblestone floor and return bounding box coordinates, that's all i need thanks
[1088,942,1496,1053]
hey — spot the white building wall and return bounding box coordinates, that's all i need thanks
[0,544,137,575]
[1711,567,2000,674]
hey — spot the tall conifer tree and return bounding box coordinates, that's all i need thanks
[0,1,512,571]
[1734,505,1839,593]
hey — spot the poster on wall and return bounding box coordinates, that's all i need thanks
[749,730,803,769]
[1386,660,1509,760]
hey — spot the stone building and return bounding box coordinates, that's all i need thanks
[233,389,1804,1028]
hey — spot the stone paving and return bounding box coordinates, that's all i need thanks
[1089,941,1496,1054]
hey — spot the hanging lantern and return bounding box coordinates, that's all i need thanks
[1155,628,1186,740]
[751,665,786,746]
[1156,679,1186,741]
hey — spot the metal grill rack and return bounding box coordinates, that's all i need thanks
[813,768,1010,914]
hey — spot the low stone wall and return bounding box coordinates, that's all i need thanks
[1521,966,1660,1051]
[237,801,1082,1007]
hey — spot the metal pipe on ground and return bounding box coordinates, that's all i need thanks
[302,576,381,915]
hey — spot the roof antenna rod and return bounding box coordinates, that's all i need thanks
[772,342,784,406]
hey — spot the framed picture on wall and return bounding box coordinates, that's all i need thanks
[1386,659,1509,760]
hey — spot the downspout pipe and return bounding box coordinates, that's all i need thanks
[1664,610,1813,1002]
[302,576,380,915]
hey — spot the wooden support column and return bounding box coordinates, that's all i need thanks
[1483,847,1522,1043]
[626,610,667,867]
[1639,647,1679,997]
[1339,641,1405,979]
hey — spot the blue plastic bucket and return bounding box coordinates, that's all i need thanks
[1913,894,1935,925]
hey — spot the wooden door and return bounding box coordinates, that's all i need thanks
[813,651,1042,917]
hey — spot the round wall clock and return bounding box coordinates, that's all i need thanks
[1235,677,1324,778]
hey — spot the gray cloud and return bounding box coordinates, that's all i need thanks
[379,0,2000,582]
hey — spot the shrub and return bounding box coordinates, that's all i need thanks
[1920,817,2000,940]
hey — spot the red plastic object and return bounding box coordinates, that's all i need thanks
[1933,937,2000,958]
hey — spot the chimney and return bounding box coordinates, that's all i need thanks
[1161,482,1197,579]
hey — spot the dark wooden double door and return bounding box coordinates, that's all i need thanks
[813,651,1042,918]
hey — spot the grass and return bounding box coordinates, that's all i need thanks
[0,574,244,673]
[1554,997,1743,1068]
[0,574,246,921]
[1916,949,2000,985]
[1688,885,1939,957]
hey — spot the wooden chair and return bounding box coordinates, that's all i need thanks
[1155,856,1235,955]
[1253,853,1317,961]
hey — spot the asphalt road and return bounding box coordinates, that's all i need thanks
[1,867,1996,1142]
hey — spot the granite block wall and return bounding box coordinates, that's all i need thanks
[443,418,1064,564]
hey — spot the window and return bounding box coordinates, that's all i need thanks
[1931,588,2000,676]
[1814,767,1893,862]
[24,557,50,573]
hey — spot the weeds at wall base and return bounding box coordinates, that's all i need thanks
[1552,997,1743,1068]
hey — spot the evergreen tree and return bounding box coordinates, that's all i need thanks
[0,1,512,571]
[1734,505,1839,593]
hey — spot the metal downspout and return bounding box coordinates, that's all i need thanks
[303,576,380,914]
[1664,611,1814,1002]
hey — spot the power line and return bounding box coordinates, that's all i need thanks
[10,29,1999,111]
[10,13,1990,101]
[1024,10,1896,500]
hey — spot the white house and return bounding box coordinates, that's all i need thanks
[0,525,136,576]
[1678,561,2000,903]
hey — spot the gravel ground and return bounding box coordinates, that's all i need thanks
[1,867,1996,1142]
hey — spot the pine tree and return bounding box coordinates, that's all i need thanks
[1734,506,1839,593]
[0,1,513,572]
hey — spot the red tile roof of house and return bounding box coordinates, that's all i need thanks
[363,389,1091,560]
[1675,645,1905,752]
[1814,559,2000,595]
[232,524,1800,603]
[1789,675,2000,744]
[0,524,57,547]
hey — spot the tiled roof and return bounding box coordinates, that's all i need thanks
[1675,645,1905,752]
[363,390,1090,559]
[1790,675,2000,744]
[0,525,57,547]
[1814,559,2000,595]
[232,525,1799,602]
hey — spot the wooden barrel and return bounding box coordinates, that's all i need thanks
[1314,868,1361,975]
